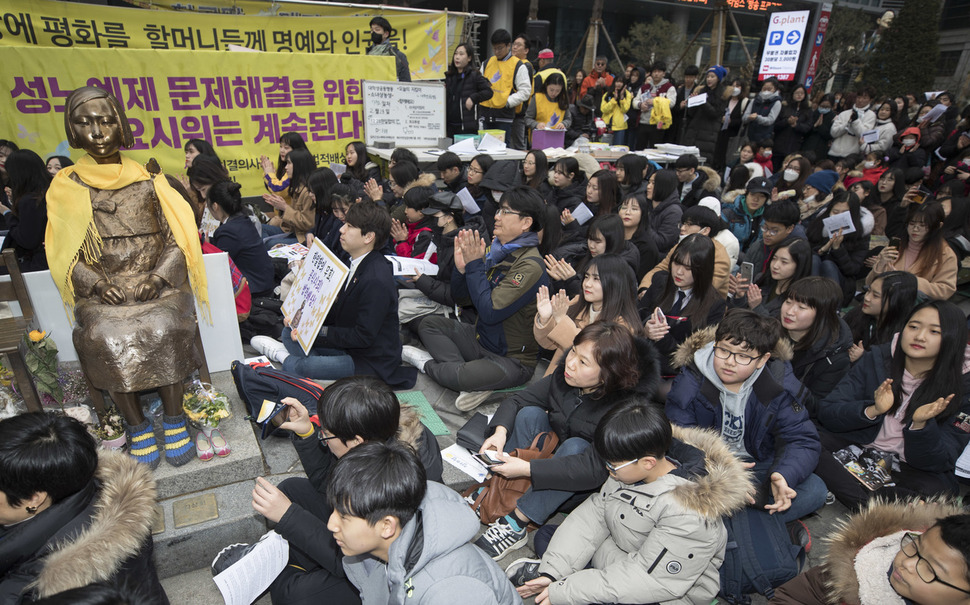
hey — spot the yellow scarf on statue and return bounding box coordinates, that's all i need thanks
[45,154,210,322]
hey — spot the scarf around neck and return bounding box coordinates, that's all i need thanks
[45,154,209,321]
[485,231,540,270]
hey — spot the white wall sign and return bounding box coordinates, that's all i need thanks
[758,10,811,82]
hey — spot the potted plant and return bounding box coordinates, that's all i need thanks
[95,408,127,450]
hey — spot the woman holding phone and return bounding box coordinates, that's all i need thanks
[868,202,957,301]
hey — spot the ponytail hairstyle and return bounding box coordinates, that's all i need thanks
[277,132,308,180]
[208,180,245,216]
[889,300,967,422]
[286,147,317,197]
[553,157,585,185]
[783,276,842,352]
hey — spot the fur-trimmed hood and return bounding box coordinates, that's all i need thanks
[401,172,437,196]
[33,450,158,598]
[669,425,753,519]
[670,325,794,370]
[697,166,721,193]
[822,499,963,605]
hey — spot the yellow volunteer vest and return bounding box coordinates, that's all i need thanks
[481,56,523,110]
[535,67,566,89]
[534,94,566,127]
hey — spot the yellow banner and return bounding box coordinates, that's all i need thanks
[0,46,396,194]
[0,0,447,79]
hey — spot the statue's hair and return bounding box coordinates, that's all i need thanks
[64,86,134,150]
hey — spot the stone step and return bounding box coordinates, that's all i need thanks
[160,567,271,604]
[152,473,303,579]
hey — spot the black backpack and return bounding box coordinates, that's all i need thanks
[718,506,804,604]
[230,361,325,419]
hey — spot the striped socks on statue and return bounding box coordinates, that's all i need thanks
[126,419,161,470]
[162,414,195,467]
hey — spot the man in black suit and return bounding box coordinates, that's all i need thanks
[252,201,416,388]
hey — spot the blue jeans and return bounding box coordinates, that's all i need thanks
[504,407,592,524]
[263,226,297,251]
[749,459,827,523]
[280,327,355,380]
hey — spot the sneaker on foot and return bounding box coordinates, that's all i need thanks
[456,390,493,412]
[401,345,433,373]
[251,335,289,364]
[474,516,528,560]
[211,542,256,576]
[825,491,836,506]
[505,557,542,586]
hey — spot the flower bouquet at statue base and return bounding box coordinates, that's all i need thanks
[183,381,232,434]
[22,329,96,424]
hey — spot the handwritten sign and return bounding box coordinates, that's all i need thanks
[281,239,349,354]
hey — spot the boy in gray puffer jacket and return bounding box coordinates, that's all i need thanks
[331,441,522,605]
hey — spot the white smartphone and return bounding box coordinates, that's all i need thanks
[655,307,666,324]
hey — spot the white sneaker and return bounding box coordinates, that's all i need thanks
[401,345,433,373]
[250,336,290,364]
[456,390,493,412]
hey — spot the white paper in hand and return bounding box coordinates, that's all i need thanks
[570,203,594,226]
[688,93,708,108]
[456,187,480,214]
[822,211,856,237]
[441,443,488,482]
[212,531,289,605]
[861,129,880,144]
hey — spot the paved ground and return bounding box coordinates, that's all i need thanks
[162,341,853,604]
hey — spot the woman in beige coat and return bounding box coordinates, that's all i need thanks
[534,254,642,376]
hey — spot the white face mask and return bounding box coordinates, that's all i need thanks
[902,138,917,146]
[762,150,773,158]
[759,90,773,99]
[864,160,876,169]
[732,87,742,97]
[783,169,799,182]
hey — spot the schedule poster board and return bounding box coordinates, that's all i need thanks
[758,10,811,82]
[281,239,349,355]
[363,80,446,147]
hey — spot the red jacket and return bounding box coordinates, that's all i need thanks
[394,219,437,263]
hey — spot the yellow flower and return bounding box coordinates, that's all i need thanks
[28,330,46,343]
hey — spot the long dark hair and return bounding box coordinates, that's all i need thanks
[6,150,51,211]
[469,154,495,197]
[277,132,308,180]
[523,149,549,190]
[566,254,641,335]
[658,234,720,328]
[620,193,651,241]
[783,276,842,352]
[187,155,230,194]
[889,300,967,422]
[344,141,370,182]
[845,270,919,347]
[308,167,339,215]
[900,202,947,277]
[789,85,810,113]
[650,169,678,203]
[758,238,812,299]
[286,147,317,197]
[588,169,619,215]
[569,321,641,399]
[878,168,907,202]
[542,72,570,111]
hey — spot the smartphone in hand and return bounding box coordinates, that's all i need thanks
[739,262,754,286]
